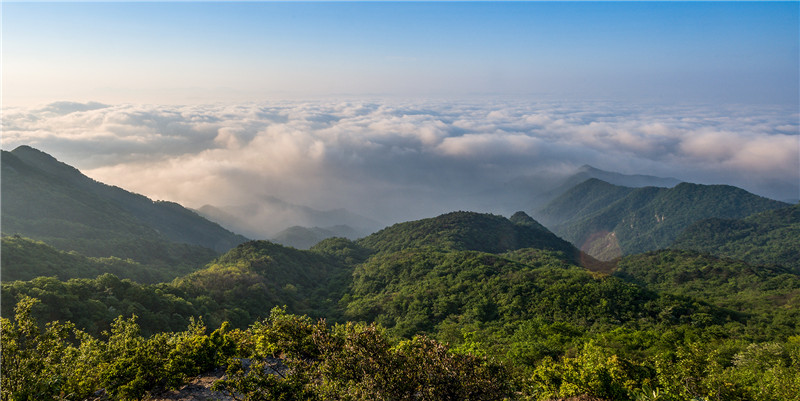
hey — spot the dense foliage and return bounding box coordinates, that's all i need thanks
[537,179,789,260]
[3,209,800,400]
[4,297,799,401]
[1,235,206,284]
[2,301,510,401]
[614,250,800,340]
[357,211,579,260]
[1,239,360,336]
[344,248,735,340]
[672,203,800,271]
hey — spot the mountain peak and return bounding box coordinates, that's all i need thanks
[9,145,86,182]
[357,211,578,260]
[572,165,681,189]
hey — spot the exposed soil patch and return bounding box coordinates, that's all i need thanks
[146,368,234,401]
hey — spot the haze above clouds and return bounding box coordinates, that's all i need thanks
[2,2,798,236]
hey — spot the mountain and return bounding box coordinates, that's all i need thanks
[356,211,580,261]
[534,178,636,227]
[197,198,381,240]
[0,235,199,283]
[672,203,800,271]
[1,145,247,266]
[572,164,681,188]
[471,165,681,215]
[537,179,789,260]
[271,225,360,250]
[5,205,798,400]
[170,240,354,327]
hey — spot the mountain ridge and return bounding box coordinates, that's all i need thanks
[1,146,248,266]
[537,178,789,260]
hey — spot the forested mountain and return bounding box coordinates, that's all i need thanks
[537,179,789,260]
[475,164,680,214]
[0,238,355,334]
[572,164,682,188]
[3,206,800,400]
[534,178,636,227]
[528,165,681,212]
[3,160,799,401]
[357,211,579,260]
[672,203,800,271]
[1,146,247,267]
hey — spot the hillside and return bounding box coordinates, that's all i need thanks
[4,207,800,401]
[534,178,635,227]
[530,165,680,212]
[672,203,800,271]
[342,248,733,340]
[1,146,247,266]
[0,235,204,283]
[614,249,800,338]
[356,211,580,261]
[171,240,353,326]
[538,179,789,260]
[1,238,358,334]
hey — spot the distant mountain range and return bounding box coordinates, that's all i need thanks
[197,198,381,241]
[535,178,789,260]
[271,225,360,250]
[474,164,681,214]
[1,146,247,267]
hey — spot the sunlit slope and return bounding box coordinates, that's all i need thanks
[171,240,355,324]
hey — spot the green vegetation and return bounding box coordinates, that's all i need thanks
[673,203,800,271]
[3,208,800,400]
[357,211,579,260]
[537,179,789,260]
[614,249,800,340]
[1,146,247,267]
[172,240,354,326]
[1,301,511,401]
[1,235,208,283]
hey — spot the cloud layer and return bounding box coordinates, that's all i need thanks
[3,99,798,231]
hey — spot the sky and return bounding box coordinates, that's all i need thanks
[4,1,799,105]
[2,1,799,233]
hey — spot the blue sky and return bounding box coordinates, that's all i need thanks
[2,2,798,219]
[4,1,799,106]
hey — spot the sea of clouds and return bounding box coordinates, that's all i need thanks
[3,99,798,233]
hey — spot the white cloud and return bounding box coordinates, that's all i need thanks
[2,99,798,231]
